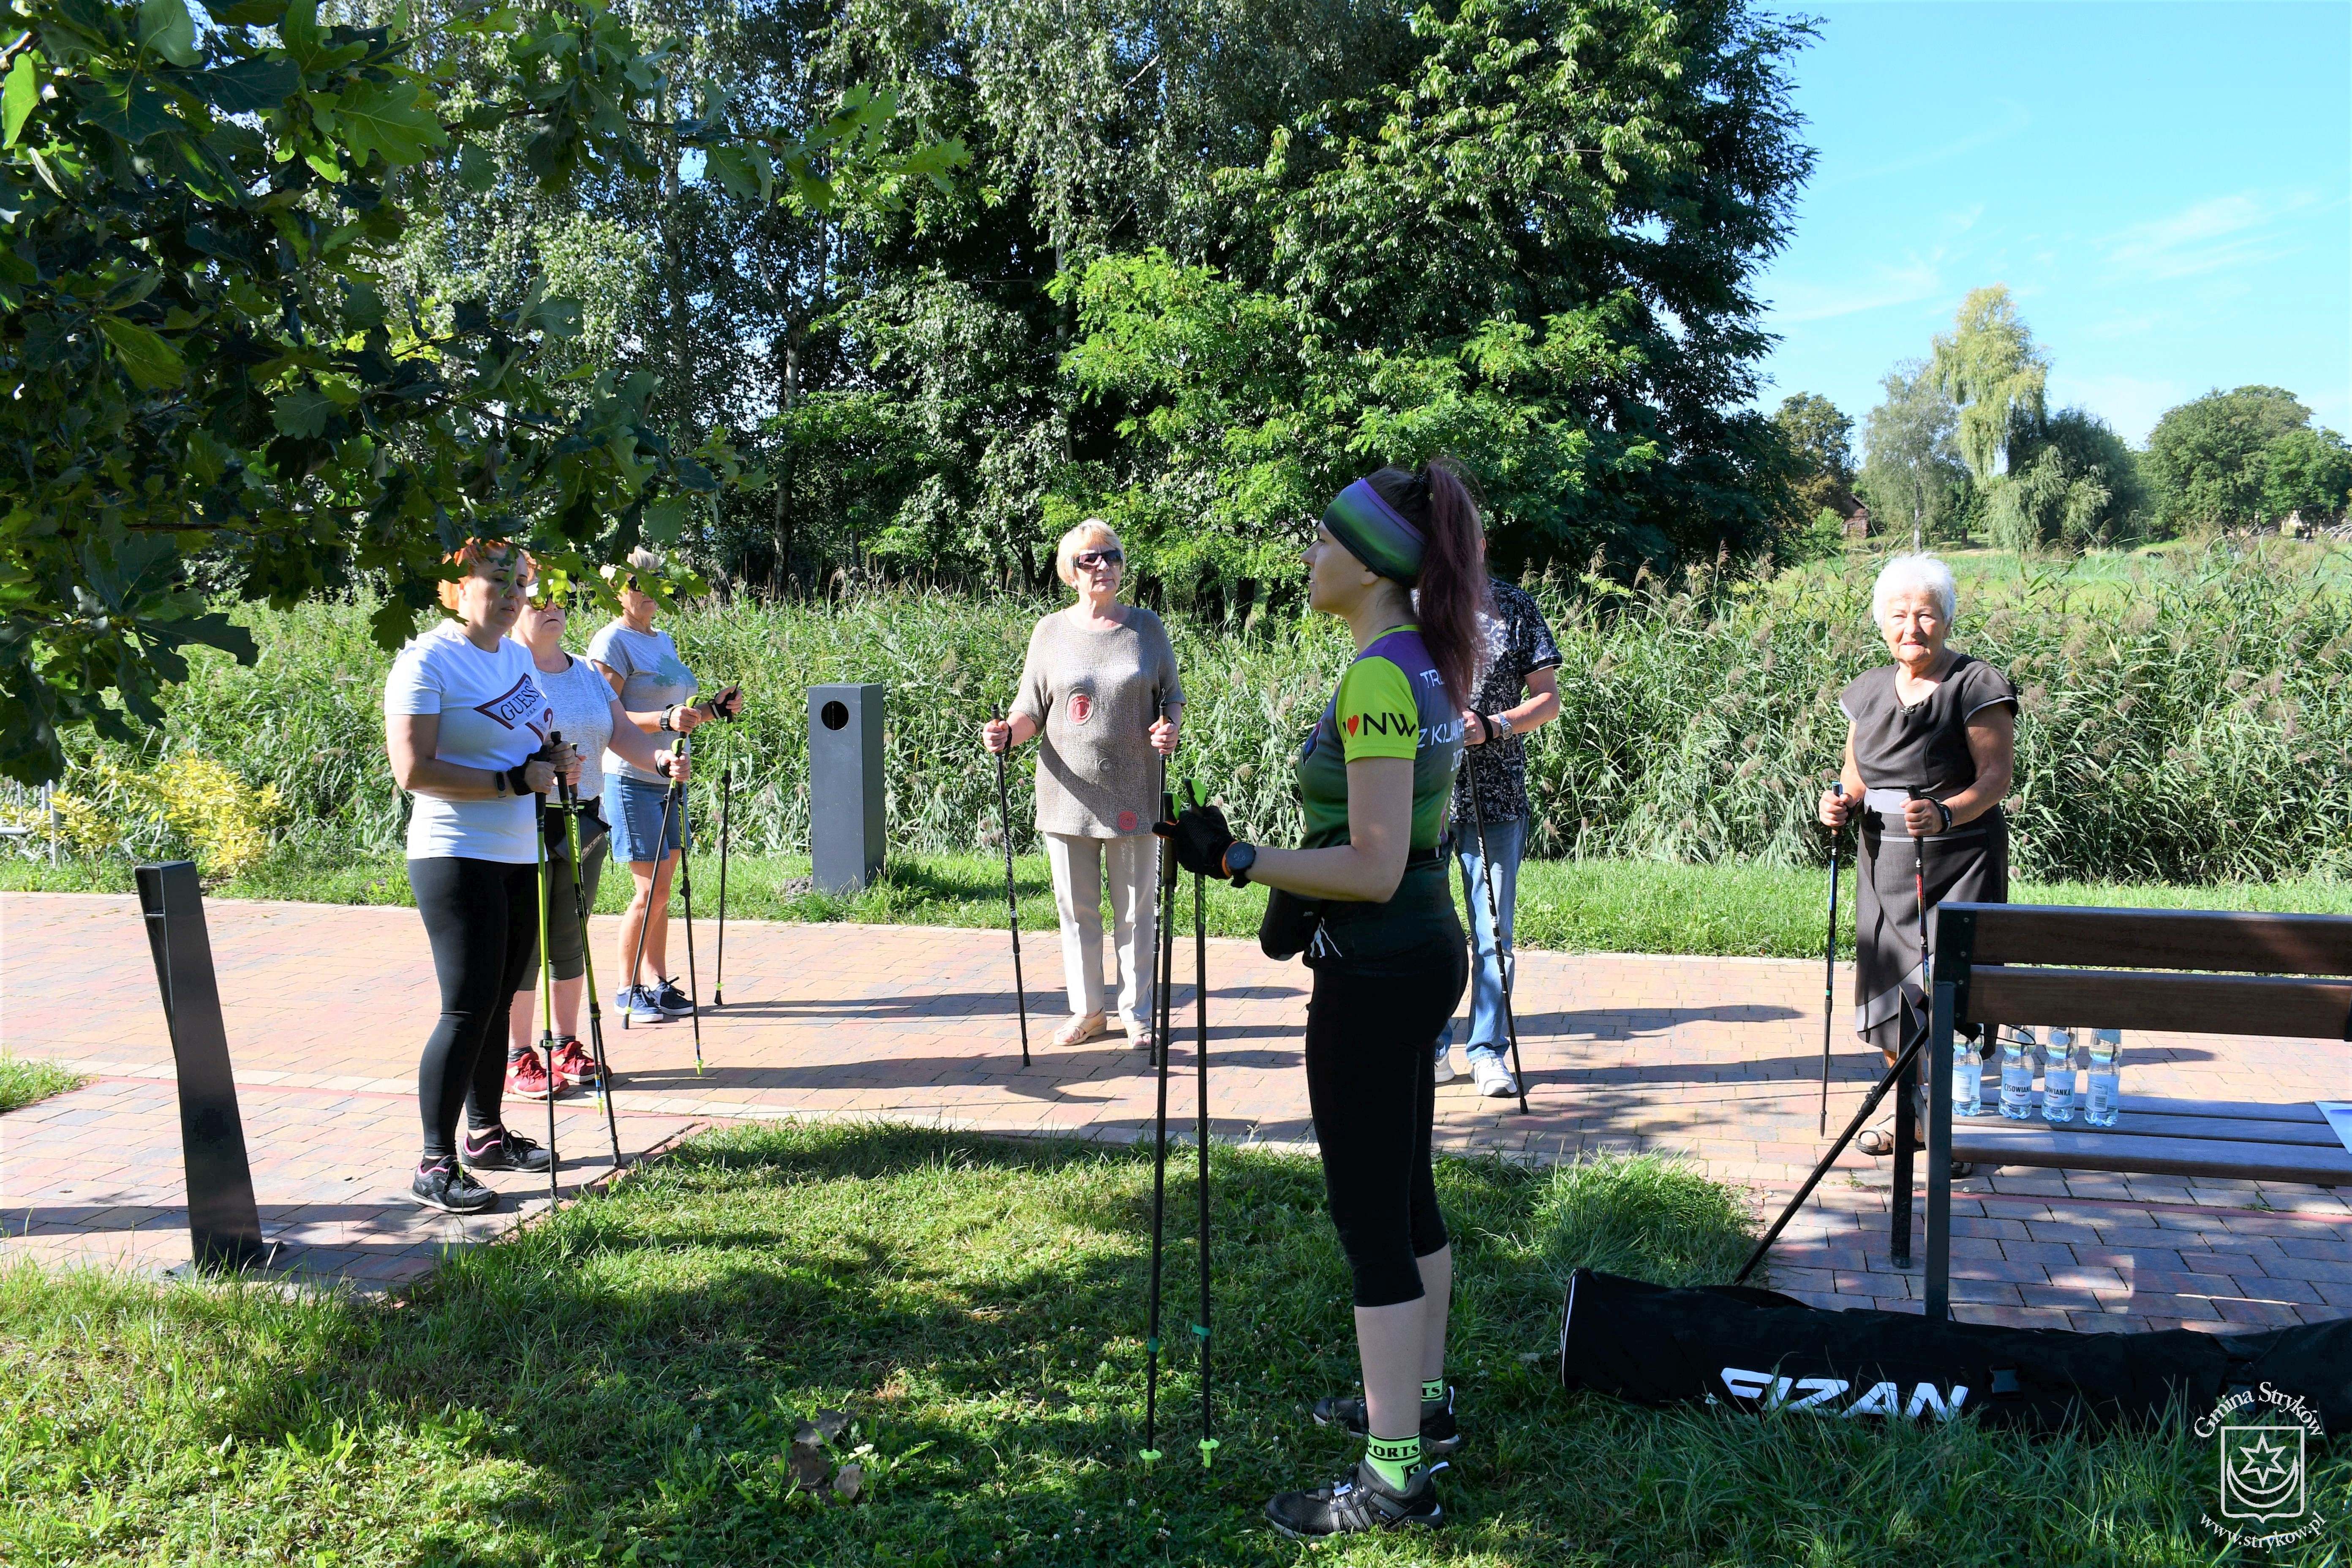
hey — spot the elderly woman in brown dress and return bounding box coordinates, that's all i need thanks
[1818,553,2017,1159]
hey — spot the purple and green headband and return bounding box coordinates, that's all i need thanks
[1321,476,1425,585]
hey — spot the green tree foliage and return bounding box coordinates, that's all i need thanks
[1059,0,1818,592]
[2261,426,2352,523]
[2144,385,2313,534]
[0,0,959,781]
[1854,359,1969,546]
[1930,284,2047,482]
[1771,392,1854,523]
[1984,408,2146,552]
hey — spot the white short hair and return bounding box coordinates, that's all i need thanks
[1872,553,1957,626]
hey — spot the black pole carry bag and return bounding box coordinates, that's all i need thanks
[1557,1268,2352,1434]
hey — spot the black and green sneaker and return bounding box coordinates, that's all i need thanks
[1311,1385,1462,1456]
[1264,1461,1444,1539]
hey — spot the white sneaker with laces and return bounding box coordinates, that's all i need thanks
[1433,1046,1456,1083]
[1471,1054,1518,1098]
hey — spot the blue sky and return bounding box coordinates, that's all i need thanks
[1749,0,2351,449]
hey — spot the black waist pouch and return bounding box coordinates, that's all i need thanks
[1259,887,1323,961]
[544,798,611,863]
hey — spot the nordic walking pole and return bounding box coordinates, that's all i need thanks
[1184,779,1216,1468]
[1140,780,1179,1466]
[534,784,561,1210]
[991,709,1030,1068]
[1461,736,1531,1115]
[675,735,703,1075]
[621,779,677,1032]
[1736,1021,1931,1284]
[1818,776,1848,1136]
[558,741,623,1171]
[712,760,731,1007]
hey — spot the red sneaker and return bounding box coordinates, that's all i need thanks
[505,1048,553,1102]
[552,1037,602,1089]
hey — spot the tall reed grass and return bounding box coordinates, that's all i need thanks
[44,540,2352,883]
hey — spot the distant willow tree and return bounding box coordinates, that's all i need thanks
[1930,285,2049,483]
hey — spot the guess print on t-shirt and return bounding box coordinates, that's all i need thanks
[476,675,551,743]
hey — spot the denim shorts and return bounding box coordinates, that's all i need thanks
[608,773,690,864]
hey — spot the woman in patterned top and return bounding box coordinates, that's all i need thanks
[1159,461,1484,1538]
[1435,573,1562,1097]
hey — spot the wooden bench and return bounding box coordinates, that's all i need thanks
[1908,904,2352,1321]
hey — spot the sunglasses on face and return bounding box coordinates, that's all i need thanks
[1074,549,1124,570]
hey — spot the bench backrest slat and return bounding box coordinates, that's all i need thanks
[1950,904,2352,976]
[1962,967,2352,1039]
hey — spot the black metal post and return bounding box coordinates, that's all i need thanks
[136,861,277,1272]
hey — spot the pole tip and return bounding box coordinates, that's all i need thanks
[1198,1438,1220,1467]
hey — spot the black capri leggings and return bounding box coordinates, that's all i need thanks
[518,828,608,991]
[410,856,541,1160]
[1304,936,1469,1307]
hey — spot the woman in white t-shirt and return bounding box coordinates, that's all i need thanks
[585,547,744,1024]
[384,542,584,1215]
[502,582,690,1100]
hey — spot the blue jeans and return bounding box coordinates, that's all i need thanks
[1434,813,1526,1067]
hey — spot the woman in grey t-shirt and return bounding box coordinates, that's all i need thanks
[980,520,1181,1050]
[585,548,744,1024]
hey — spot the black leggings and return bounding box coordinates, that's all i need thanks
[410,856,541,1159]
[1304,938,1469,1307]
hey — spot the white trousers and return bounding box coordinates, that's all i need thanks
[1043,832,1157,1026]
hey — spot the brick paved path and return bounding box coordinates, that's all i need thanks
[5,891,2348,1328]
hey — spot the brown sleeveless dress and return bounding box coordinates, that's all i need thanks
[1840,653,2019,1055]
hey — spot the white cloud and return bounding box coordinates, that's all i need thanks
[1765,254,1946,324]
[2102,190,2338,281]
[1761,207,1986,325]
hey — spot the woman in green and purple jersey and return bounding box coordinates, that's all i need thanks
[1160,461,1487,1538]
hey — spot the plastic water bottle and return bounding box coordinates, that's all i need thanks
[2084,1029,2123,1127]
[1999,1028,2037,1119]
[1952,1032,1985,1117]
[2041,1027,2078,1123]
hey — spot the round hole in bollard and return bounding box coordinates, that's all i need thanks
[820,700,850,731]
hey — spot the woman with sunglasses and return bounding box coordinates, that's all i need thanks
[980,520,1181,1051]
[503,578,691,1099]
[384,542,580,1213]
[585,547,743,1024]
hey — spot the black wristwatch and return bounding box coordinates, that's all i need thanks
[1222,841,1257,887]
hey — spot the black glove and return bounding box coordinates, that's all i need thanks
[1154,798,1236,879]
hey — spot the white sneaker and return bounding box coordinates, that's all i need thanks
[1472,1054,1518,1098]
[1433,1046,1456,1083]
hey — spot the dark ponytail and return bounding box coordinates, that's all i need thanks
[1367,460,1489,710]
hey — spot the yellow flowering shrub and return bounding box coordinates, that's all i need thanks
[150,756,284,877]
[41,755,282,875]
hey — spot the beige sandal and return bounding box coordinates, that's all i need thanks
[1052,1012,1107,1046]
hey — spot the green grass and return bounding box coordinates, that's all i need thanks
[9,846,2350,961]
[0,1054,83,1114]
[4,1122,2317,1566]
